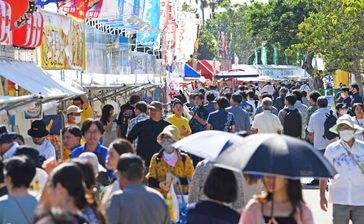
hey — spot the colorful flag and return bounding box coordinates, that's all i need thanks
[234,53,239,65]
[59,0,104,21]
[253,49,258,65]
[136,0,160,47]
[273,47,278,65]
[261,47,267,65]
[228,33,233,62]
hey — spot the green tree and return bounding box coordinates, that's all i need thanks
[198,27,218,60]
[182,2,197,13]
[245,0,316,64]
[292,0,364,88]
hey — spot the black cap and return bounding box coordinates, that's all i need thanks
[336,103,347,110]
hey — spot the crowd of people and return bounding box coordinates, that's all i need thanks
[0,80,364,224]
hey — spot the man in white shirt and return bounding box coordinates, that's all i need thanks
[0,125,18,160]
[307,96,337,186]
[307,96,337,152]
[252,98,282,134]
[261,82,275,96]
[320,114,364,224]
[27,120,56,160]
[292,90,308,138]
[300,81,311,93]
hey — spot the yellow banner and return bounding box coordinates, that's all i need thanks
[40,12,85,70]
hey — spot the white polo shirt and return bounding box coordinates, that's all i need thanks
[325,139,364,206]
[252,111,283,134]
[307,108,337,150]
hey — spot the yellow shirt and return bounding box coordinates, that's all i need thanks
[146,152,194,196]
[166,114,191,139]
[81,105,93,124]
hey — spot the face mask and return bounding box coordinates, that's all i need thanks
[74,116,81,124]
[339,130,355,142]
[161,140,174,152]
[341,93,345,98]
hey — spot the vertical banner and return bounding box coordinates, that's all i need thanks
[163,0,176,65]
[159,0,169,30]
[175,12,197,61]
[166,77,182,102]
[273,47,278,65]
[261,46,267,65]
[219,31,226,59]
[136,0,160,46]
[253,49,258,65]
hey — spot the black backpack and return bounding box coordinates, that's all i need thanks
[283,109,302,137]
[323,110,338,140]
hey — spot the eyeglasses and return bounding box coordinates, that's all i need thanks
[85,130,100,135]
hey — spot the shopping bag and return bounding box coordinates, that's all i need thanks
[177,178,188,224]
[166,185,179,222]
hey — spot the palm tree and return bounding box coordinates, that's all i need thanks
[196,0,209,24]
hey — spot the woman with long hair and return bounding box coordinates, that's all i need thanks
[351,103,364,141]
[72,159,106,224]
[35,163,89,224]
[240,176,313,224]
[102,138,135,204]
[100,104,117,147]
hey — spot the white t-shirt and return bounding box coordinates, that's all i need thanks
[29,168,48,200]
[352,116,364,141]
[307,108,337,150]
[261,84,275,95]
[33,139,56,160]
[325,140,364,205]
[252,111,283,134]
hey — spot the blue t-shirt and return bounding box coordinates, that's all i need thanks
[0,195,38,224]
[70,144,108,166]
[240,101,254,116]
[204,102,216,114]
[207,109,235,132]
[351,93,363,106]
[190,106,209,133]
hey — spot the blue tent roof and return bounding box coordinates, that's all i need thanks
[166,63,201,78]
[184,63,200,78]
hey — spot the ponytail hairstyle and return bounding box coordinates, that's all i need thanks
[50,163,87,209]
[72,159,107,224]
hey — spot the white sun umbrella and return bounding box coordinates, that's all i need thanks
[172,130,245,161]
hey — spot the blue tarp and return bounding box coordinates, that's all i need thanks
[184,63,200,78]
[166,63,200,78]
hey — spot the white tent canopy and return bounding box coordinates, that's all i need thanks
[0,60,84,98]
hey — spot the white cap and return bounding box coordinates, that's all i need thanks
[67,105,83,115]
[79,152,107,174]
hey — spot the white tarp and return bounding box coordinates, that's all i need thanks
[0,60,84,98]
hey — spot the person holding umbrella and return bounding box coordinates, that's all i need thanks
[320,114,364,224]
[213,134,336,224]
[240,176,313,224]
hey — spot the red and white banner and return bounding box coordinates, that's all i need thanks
[166,76,182,102]
[0,0,11,43]
[159,0,168,30]
[3,0,43,48]
[163,0,177,66]
[175,12,197,61]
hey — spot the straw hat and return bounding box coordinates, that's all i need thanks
[329,114,364,134]
[157,125,180,144]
